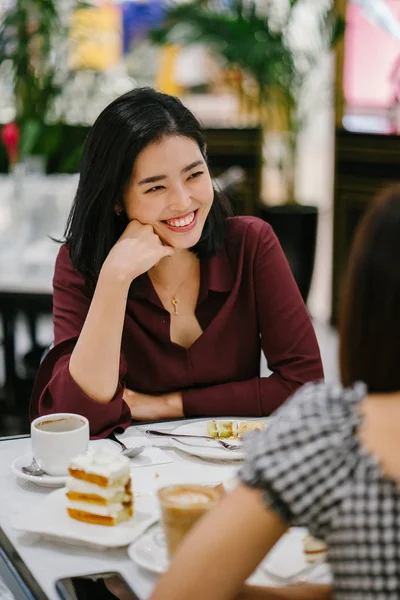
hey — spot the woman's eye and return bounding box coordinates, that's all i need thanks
[188,171,203,180]
[145,185,164,194]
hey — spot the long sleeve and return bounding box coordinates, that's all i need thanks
[29,244,131,439]
[182,221,324,417]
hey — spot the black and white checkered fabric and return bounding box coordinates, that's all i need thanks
[239,381,400,599]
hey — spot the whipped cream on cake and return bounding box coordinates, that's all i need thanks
[66,449,133,526]
[303,534,327,563]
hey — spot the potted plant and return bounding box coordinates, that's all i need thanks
[0,0,86,172]
[150,0,345,302]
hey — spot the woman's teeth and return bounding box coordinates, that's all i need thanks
[165,211,195,228]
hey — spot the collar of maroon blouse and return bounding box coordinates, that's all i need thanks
[129,247,234,307]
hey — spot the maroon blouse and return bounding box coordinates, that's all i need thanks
[30,217,324,438]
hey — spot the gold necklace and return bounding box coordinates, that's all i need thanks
[171,297,179,315]
[150,269,194,316]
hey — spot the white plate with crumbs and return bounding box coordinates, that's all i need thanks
[169,419,269,461]
[11,488,159,549]
[261,528,331,584]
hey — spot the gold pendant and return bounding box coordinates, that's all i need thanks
[171,296,178,315]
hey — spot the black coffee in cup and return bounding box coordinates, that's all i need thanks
[35,416,84,433]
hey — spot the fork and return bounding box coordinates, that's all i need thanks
[145,429,240,451]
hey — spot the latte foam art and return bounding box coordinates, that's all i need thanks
[167,491,212,506]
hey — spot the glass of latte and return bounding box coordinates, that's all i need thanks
[157,484,221,557]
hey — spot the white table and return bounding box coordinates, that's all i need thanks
[0,420,278,600]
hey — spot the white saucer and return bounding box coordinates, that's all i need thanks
[128,525,331,584]
[11,454,68,487]
[128,524,168,574]
[11,488,159,549]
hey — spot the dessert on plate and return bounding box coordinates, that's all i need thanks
[303,534,327,563]
[66,449,133,526]
[207,419,265,439]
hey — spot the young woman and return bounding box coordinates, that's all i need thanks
[30,87,323,438]
[149,185,400,600]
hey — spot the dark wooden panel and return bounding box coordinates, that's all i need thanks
[332,129,400,324]
[205,127,263,216]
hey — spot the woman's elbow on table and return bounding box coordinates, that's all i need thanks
[30,348,131,438]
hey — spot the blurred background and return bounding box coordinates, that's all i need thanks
[0,0,399,435]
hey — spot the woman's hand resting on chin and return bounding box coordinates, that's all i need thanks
[102,219,174,285]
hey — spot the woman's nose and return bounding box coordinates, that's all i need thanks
[169,185,191,212]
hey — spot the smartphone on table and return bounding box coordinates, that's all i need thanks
[55,571,142,600]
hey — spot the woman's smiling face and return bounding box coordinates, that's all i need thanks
[123,135,214,249]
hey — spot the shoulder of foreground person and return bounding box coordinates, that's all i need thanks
[273,379,367,421]
[239,380,367,535]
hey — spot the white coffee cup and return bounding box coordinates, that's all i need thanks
[31,413,89,476]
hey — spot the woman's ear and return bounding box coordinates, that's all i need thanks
[114,204,123,217]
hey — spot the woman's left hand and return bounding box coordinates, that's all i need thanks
[123,388,184,420]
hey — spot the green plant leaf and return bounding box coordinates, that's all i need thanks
[57,144,83,173]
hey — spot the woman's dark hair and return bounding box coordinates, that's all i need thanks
[65,87,232,284]
[340,185,400,392]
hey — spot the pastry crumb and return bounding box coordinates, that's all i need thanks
[155,473,159,478]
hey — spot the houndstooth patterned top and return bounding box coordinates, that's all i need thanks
[239,381,400,599]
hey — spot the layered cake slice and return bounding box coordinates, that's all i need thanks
[207,420,266,439]
[207,420,235,439]
[303,534,328,563]
[66,449,133,526]
[238,421,266,437]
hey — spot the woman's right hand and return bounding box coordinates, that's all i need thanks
[102,220,174,283]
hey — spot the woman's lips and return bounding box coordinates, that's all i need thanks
[162,210,199,233]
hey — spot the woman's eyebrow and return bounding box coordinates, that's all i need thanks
[138,160,205,186]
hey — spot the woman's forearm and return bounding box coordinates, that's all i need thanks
[150,485,287,600]
[69,267,131,403]
[236,584,333,600]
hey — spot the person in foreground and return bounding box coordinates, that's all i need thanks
[30,87,323,438]
[149,185,400,600]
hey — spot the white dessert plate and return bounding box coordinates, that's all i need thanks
[260,528,332,584]
[129,525,331,584]
[11,454,67,488]
[11,488,159,549]
[170,419,269,461]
